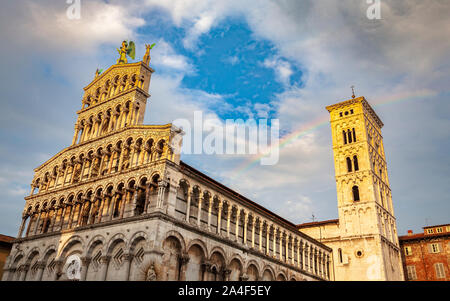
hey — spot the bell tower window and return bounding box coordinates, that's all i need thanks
[352,186,360,202]
[347,157,353,173]
[353,156,359,171]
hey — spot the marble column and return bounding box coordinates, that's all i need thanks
[33,210,42,235]
[123,254,134,281]
[217,201,223,235]
[17,215,27,238]
[197,197,203,227]
[100,256,111,281]
[226,206,232,238]
[251,217,256,248]
[235,209,241,242]
[243,211,248,245]
[259,220,263,252]
[36,261,46,281]
[185,188,192,223]
[273,228,277,258]
[81,257,91,281]
[207,200,213,231]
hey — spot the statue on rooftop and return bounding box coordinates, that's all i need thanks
[143,43,156,66]
[117,40,135,65]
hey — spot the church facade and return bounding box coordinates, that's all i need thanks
[1,48,332,281]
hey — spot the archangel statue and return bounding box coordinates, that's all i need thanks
[117,40,136,64]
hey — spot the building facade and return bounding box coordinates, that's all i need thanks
[0,235,14,280]
[399,224,450,281]
[1,47,332,282]
[298,97,405,281]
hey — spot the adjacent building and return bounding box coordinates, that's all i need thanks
[399,224,450,281]
[0,235,15,279]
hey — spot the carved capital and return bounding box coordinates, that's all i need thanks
[240,273,249,281]
[37,261,47,270]
[123,253,134,261]
[178,253,190,265]
[201,260,212,271]
[81,257,91,266]
[158,180,168,189]
[100,255,111,264]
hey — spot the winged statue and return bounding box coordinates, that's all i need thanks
[116,40,136,64]
[143,43,156,65]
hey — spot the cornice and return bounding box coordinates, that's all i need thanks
[34,124,173,173]
[326,96,384,128]
[77,87,150,115]
[83,61,154,91]
[26,159,170,202]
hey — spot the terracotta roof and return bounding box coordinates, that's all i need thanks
[423,223,450,229]
[297,219,339,228]
[399,232,450,242]
[0,234,15,243]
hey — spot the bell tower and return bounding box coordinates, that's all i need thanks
[325,96,404,280]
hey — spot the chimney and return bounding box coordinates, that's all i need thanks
[407,230,413,236]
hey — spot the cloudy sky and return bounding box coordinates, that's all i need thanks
[0,0,449,237]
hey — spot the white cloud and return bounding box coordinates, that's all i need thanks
[263,57,294,86]
[151,40,195,73]
[225,56,240,66]
[24,0,145,52]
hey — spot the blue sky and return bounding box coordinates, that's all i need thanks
[0,0,449,237]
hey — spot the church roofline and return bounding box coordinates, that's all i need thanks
[179,161,333,251]
[326,96,384,128]
[423,223,450,229]
[83,61,155,91]
[297,219,339,229]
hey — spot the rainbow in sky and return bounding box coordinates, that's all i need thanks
[231,89,437,177]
